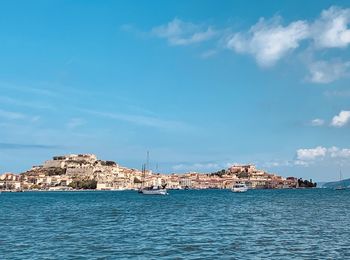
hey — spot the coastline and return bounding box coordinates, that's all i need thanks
[1,154,317,192]
[1,186,320,193]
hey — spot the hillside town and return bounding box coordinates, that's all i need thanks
[0,154,304,192]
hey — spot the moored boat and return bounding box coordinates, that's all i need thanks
[335,169,346,190]
[138,152,168,195]
[231,182,248,193]
[140,186,168,195]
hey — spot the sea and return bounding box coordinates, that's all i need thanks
[1,189,349,259]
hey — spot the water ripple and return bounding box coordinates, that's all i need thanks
[1,189,350,259]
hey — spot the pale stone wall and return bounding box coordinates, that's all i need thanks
[66,167,94,176]
[43,160,64,168]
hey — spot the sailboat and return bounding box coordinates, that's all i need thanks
[139,152,168,195]
[335,169,346,190]
[140,184,168,195]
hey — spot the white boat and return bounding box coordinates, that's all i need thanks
[140,186,168,195]
[231,182,248,192]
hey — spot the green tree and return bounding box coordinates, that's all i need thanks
[69,179,97,189]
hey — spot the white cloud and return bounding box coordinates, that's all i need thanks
[152,18,216,46]
[331,110,350,127]
[312,6,350,48]
[223,6,350,75]
[311,118,325,126]
[307,60,350,83]
[296,146,327,161]
[144,7,350,85]
[226,16,309,67]
[295,146,350,166]
[328,146,350,158]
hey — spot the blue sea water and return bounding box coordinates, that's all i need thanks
[0,189,350,259]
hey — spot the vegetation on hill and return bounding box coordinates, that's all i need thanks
[298,178,317,188]
[21,167,66,176]
[209,169,226,177]
[68,179,97,189]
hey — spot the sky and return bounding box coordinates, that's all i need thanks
[0,0,350,181]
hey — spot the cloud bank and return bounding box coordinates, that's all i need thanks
[148,6,350,83]
[295,146,350,166]
[226,6,350,71]
[152,18,216,46]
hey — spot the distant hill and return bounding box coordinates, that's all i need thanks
[322,178,350,189]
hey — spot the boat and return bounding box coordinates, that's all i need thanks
[335,169,346,190]
[140,185,168,195]
[139,152,168,195]
[231,182,248,193]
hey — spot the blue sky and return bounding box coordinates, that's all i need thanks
[0,0,350,181]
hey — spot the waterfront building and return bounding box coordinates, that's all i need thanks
[0,154,299,191]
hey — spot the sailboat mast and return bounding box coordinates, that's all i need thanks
[146,151,150,173]
[141,163,146,188]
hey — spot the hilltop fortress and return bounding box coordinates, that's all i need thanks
[0,154,299,191]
